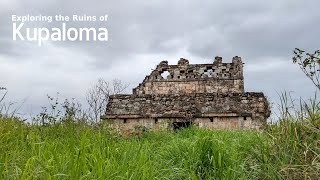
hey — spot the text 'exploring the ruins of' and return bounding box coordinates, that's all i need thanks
[103,56,270,131]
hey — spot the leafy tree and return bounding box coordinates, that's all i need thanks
[293,48,320,90]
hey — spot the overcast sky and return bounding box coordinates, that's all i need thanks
[0,0,319,119]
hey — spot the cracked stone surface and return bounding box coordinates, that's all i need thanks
[103,56,270,131]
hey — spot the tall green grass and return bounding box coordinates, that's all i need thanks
[0,94,319,179]
[0,119,263,179]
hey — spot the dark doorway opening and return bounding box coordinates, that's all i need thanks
[173,121,192,130]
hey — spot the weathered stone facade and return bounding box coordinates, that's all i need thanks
[103,56,270,131]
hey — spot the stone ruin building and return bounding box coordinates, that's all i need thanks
[103,56,270,131]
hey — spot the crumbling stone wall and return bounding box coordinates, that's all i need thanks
[103,56,270,131]
[133,56,244,95]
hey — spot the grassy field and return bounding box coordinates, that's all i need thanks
[0,114,319,179]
